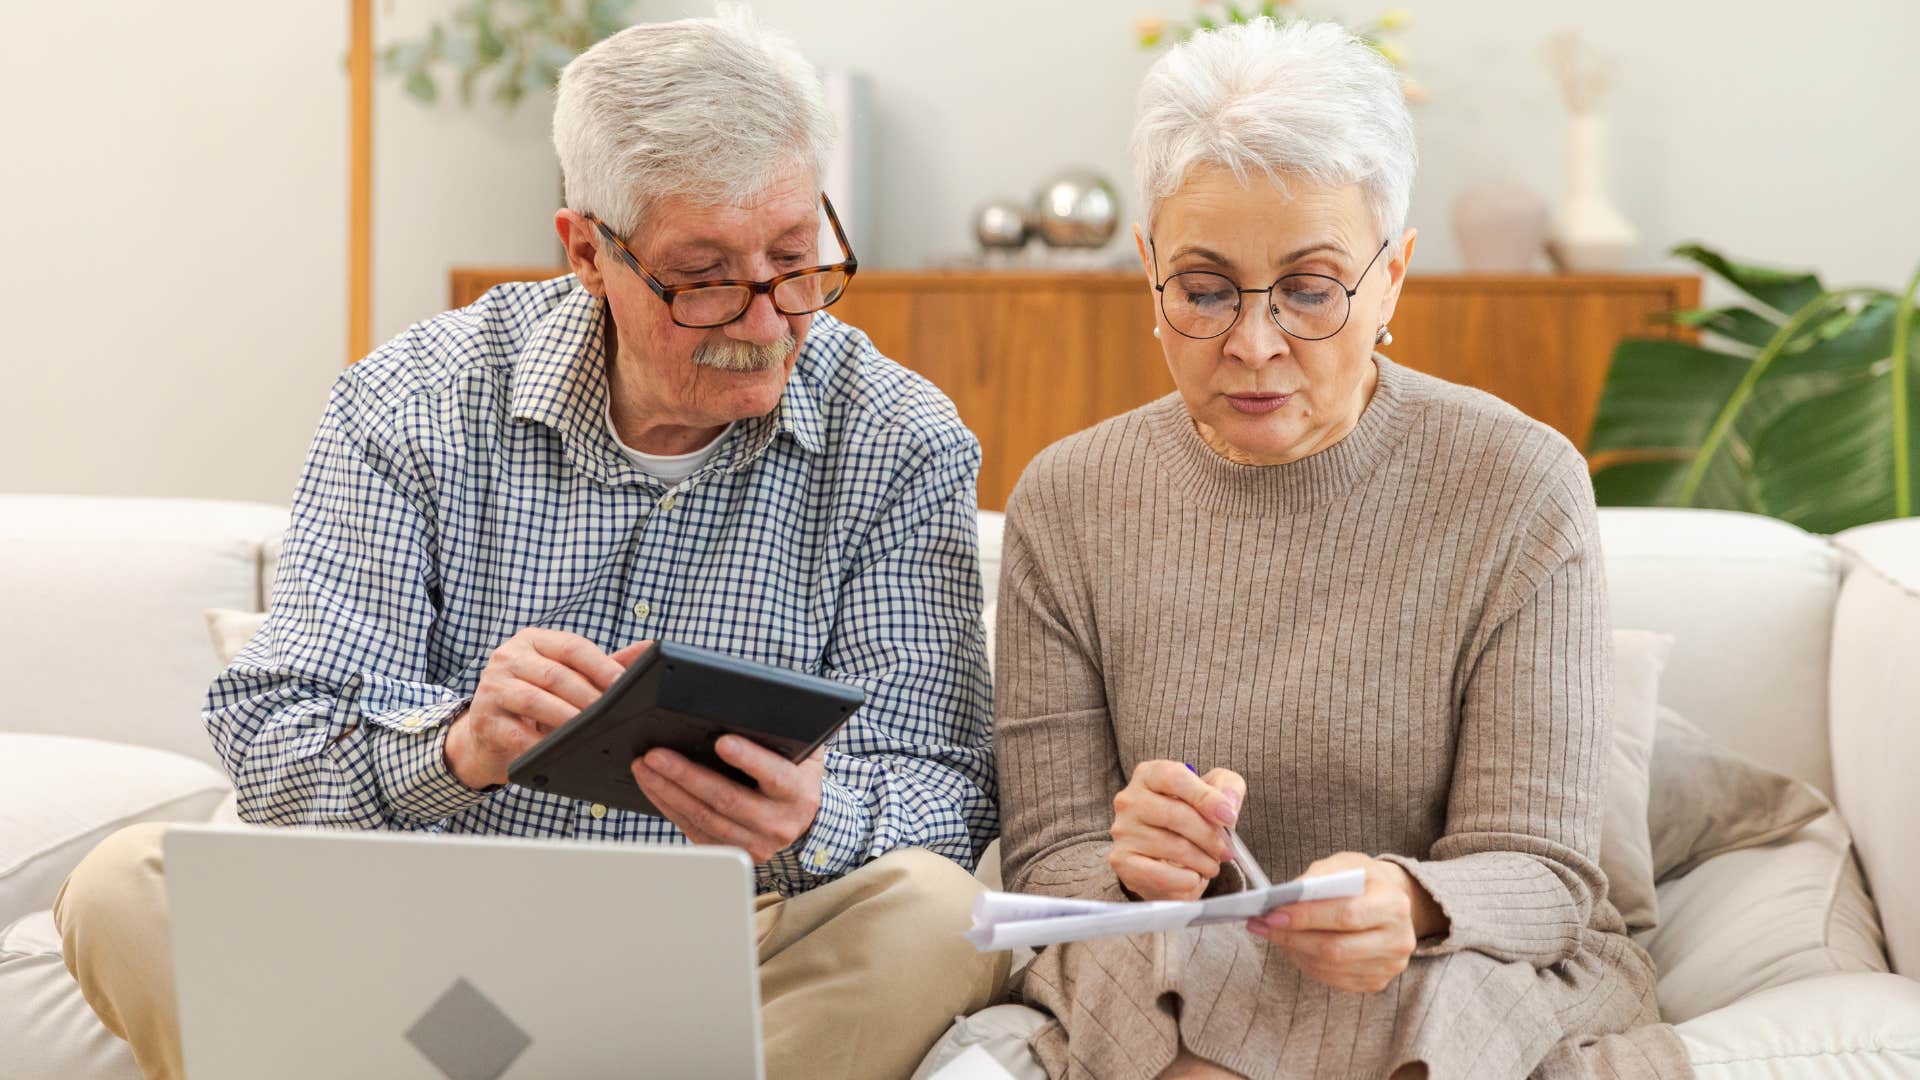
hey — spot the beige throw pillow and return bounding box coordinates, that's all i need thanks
[205,608,268,666]
[1601,629,1671,933]
[1649,707,1831,883]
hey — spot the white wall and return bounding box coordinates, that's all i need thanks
[0,2,346,505]
[372,1,566,345]
[5,1,1916,504]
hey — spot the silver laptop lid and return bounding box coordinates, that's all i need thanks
[165,825,763,1080]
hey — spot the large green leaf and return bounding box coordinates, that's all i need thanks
[1770,296,1899,378]
[1592,244,1919,529]
[1672,243,1825,317]
[1665,306,1780,351]
[1593,448,1761,513]
[1591,458,1688,507]
[1750,372,1902,532]
[1587,339,1749,453]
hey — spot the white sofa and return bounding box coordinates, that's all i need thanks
[3,494,1918,1078]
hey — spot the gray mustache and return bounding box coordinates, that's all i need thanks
[692,332,797,372]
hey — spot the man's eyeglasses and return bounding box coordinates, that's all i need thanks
[587,193,859,329]
[1151,237,1390,342]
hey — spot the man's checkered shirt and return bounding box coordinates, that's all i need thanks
[205,277,997,896]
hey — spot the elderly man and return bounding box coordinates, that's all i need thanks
[54,11,1006,1079]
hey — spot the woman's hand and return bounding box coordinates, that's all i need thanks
[1245,852,1446,994]
[1109,760,1247,902]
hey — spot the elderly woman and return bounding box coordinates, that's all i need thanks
[994,19,1687,1080]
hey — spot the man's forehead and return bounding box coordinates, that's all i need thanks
[641,182,819,251]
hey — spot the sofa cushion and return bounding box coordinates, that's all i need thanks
[0,909,141,1080]
[0,495,287,765]
[911,1003,1049,1080]
[1602,630,1669,933]
[1676,972,1920,1079]
[1636,806,1887,1024]
[1598,508,1839,795]
[1830,517,1920,977]
[0,734,230,928]
[1649,708,1829,883]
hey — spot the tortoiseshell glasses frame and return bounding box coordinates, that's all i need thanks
[586,192,860,329]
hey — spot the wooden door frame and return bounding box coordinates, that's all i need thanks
[348,0,373,364]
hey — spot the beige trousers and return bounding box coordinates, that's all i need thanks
[55,823,1008,1080]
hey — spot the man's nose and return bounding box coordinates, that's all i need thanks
[726,288,788,343]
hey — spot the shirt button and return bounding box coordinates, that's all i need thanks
[590,803,607,819]
[809,849,828,869]
[633,600,652,620]
[658,494,677,511]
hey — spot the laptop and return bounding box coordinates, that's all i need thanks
[165,824,764,1080]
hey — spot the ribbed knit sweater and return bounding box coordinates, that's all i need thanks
[994,357,1690,1079]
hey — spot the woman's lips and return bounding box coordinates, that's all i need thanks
[1225,392,1293,415]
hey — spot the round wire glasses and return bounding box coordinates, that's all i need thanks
[1151,237,1389,341]
[587,192,859,329]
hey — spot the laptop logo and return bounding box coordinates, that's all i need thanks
[404,976,533,1080]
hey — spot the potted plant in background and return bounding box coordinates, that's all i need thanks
[1134,2,1423,102]
[382,0,635,107]
[1589,245,1919,533]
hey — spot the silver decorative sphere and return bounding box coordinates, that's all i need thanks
[1030,169,1120,248]
[973,198,1032,250]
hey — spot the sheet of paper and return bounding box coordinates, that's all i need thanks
[965,868,1367,951]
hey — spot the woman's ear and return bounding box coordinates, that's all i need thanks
[1375,226,1418,329]
[1134,223,1155,284]
[556,210,608,297]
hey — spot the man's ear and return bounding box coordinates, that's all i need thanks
[556,210,607,296]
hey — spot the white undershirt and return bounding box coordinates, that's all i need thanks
[605,403,732,486]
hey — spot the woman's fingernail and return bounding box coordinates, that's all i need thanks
[1268,911,1291,929]
[1215,797,1239,825]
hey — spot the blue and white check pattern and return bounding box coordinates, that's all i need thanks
[206,277,996,896]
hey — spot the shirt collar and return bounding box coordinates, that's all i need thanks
[509,281,826,487]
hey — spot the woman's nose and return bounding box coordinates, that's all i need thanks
[1223,299,1291,368]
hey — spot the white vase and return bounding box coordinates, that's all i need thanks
[1548,111,1638,273]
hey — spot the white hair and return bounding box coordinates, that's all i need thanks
[552,5,835,236]
[1131,18,1417,240]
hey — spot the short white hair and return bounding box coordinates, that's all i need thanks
[1132,18,1417,240]
[552,6,835,236]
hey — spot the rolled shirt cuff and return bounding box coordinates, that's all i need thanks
[758,777,868,896]
[367,698,495,822]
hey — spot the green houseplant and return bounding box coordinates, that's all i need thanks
[1588,244,1920,533]
[1135,3,1424,102]
[382,0,635,108]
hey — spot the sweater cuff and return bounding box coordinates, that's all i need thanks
[1013,841,1128,901]
[1379,851,1583,965]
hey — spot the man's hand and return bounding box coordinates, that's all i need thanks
[444,630,651,790]
[1108,760,1247,902]
[1244,851,1447,994]
[631,736,826,865]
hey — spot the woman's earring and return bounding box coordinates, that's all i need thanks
[1152,325,1161,339]
[1375,324,1394,347]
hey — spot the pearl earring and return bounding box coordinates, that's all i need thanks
[1375,325,1394,347]
[1152,325,1161,339]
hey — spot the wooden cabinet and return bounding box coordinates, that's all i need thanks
[450,269,1697,511]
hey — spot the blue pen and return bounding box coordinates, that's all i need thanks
[1187,763,1272,890]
